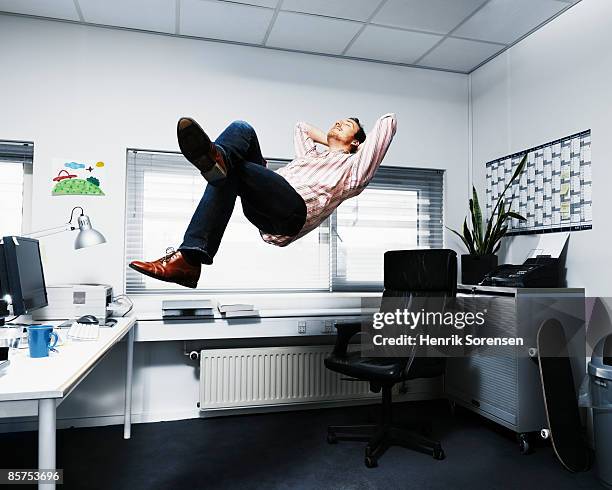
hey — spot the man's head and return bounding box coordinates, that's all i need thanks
[327,117,366,153]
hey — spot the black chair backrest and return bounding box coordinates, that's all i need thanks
[378,249,458,374]
[383,249,457,295]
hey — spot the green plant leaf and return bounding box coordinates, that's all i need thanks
[462,219,476,255]
[510,153,528,183]
[471,186,483,249]
[493,240,502,254]
[447,226,473,254]
[467,154,527,255]
[489,153,527,222]
[490,225,508,254]
[482,213,494,255]
[505,211,526,221]
[468,199,480,251]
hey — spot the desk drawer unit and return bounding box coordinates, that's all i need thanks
[445,286,585,453]
[199,346,440,411]
[446,295,521,428]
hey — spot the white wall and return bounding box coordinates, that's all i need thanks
[470,0,612,296]
[0,15,469,427]
[0,15,470,294]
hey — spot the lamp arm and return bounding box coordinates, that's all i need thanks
[25,223,76,239]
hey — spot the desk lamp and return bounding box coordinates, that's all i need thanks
[26,206,106,249]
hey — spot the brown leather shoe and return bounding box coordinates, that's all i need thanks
[177,117,228,183]
[129,249,201,289]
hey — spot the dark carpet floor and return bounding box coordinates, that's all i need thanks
[0,400,602,489]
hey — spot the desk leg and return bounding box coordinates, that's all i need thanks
[38,398,56,489]
[123,326,134,440]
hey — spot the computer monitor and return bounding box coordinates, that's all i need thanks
[0,236,48,316]
[0,242,9,302]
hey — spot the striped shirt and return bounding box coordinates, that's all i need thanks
[260,113,397,247]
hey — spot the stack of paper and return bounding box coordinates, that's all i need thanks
[162,299,216,320]
[218,303,259,318]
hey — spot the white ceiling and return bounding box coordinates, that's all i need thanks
[0,0,581,73]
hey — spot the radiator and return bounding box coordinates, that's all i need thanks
[199,346,439,411]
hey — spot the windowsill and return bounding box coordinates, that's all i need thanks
[129,291,381,321]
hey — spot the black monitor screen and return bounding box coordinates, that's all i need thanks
[1,236,48,316]
[0,243,8,300]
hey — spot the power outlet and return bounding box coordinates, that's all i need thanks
[323,320,334,334]
[297,321,306,334]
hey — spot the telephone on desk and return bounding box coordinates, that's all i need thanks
[480,256,561,288]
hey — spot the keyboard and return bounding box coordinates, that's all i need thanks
[67,321,100,341]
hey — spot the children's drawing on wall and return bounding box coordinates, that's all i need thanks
[51,159,106,196]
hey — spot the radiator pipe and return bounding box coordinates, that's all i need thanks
[183,341,200,361]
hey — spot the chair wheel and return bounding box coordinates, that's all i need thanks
[433,447,445,460]
[365,456,378,468]
[327,433,337,444]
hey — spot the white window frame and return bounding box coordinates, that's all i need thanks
[0,140,33,236]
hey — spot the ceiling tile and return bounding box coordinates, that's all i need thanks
[372,0,487,34]
[419,37,504,72]
[346,25,442,64]
[180,0,274,44]
[454,0,567,44]
[266,12,362,56]
[0,0,79,20]
[79,0,175,33]
[281,0,380,22]
[222,0,278,7]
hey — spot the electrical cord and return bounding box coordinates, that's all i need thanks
[112,294,134,317]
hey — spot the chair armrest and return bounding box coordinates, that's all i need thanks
[332,321,362,357]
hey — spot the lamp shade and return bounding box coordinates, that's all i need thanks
[75,214,106,250]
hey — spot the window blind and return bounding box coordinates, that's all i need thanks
[0,140,32,236]
[332,167,444,291]
[125,149,444,294]
[125,151,330,293]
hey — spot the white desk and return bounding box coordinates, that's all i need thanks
[0,316,137,489]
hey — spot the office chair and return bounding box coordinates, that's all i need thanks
[325,249,457,468]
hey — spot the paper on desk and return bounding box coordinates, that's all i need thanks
[527,232,569,259]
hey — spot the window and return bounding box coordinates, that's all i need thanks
[0,141,33,236]
[125,150,444,294]
[333,167,444,291]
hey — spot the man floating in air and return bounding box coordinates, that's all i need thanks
[130,113,397,288]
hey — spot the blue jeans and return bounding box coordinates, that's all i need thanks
[179,121,307,264]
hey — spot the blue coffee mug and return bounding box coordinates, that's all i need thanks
[27,325,58,358]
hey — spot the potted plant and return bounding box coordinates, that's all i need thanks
[450,154,528,285]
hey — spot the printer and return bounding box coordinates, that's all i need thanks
[33,284,113,324]
[480,256,561,288]
[480,233,568,288]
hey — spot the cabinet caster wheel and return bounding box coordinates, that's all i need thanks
[365,456,378,468]
[518,433,532,455]
[327,433,337,444]
[433,447,445,460]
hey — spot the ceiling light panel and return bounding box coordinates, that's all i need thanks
[454,0,567,44]
[266,11,362,55]
[78,0,176,33]
[346,25,443,64]
[0,0,79,21]
[181,0,274,44]
[419,37,504,72]
[281,0,381,22]
[372,0,488,34]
